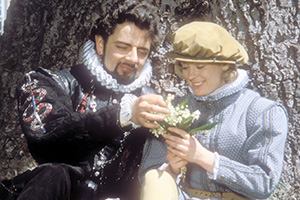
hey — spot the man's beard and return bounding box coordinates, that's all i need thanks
[105,62,137,85]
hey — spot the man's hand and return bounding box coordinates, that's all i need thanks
[131,94,169,129]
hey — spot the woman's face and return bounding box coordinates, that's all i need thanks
[181,62,229,96]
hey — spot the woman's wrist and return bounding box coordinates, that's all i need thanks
[164,164,179,179]
[195,147,215,174]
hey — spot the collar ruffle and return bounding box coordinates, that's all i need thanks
[189,69,249,102]
[80,40,152,93]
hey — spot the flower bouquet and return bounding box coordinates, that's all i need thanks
[150,94,217,181]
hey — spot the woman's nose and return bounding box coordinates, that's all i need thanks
[187,67,197,79]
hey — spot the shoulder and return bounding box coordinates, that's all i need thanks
[242,89,288,129]
[36,66,79,93]
[238,88,285,112]
[18,67,73,87]
[243,89,287,114]
[16,66,76,103]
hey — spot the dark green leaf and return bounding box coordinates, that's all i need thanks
[157,120,172,129]
[178,98,189,108]
[188,122,218,134]
[178,116,193,130]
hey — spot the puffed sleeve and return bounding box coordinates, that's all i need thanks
[16,68,124,164]
[138,136,168,182]
[215,101,288,199]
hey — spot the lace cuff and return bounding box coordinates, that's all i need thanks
[120,94,141,129]
[159,163,181,183]
[207,152,220,180]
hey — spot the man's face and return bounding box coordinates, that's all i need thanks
[95,22,152,84]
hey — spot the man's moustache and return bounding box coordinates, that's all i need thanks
[117,62,137,69]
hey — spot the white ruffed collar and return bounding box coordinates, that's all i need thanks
[190,69,249,101]
[80,40,152,93]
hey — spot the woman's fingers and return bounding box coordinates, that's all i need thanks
[167,145,186,158]
[166,150,188,173]
[167,127,189,139]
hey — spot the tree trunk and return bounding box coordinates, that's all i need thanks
[0,0,299,199]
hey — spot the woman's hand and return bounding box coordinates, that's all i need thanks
[131,94,169,129]
[163,127,215,174]
[166,150,188,175]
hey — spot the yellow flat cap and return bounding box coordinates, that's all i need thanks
[166,21,248,65]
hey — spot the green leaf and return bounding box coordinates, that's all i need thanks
[188,122,218,134]
[178,98,189,108]
[178,116,193,130]
[157,120,172,129]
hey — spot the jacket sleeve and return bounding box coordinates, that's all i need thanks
[16,68,124,164]
[215,99,288,199]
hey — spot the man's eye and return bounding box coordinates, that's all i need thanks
[197,66,205,69]
[116,45,128,50]
[138,50,148,57]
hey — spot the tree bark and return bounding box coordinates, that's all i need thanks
[0,0,299,199]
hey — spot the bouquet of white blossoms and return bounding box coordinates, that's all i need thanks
[150,94,217,181]
[150,93,217,137]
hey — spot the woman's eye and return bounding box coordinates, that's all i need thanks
[182,66,188,70]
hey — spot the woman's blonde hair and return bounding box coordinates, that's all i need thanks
[223,64,238,83]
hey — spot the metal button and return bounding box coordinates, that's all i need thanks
[206,103,213,109]
[94,171,100,177]
[112,99,118,104]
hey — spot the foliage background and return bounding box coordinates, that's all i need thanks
[0,0,299,199]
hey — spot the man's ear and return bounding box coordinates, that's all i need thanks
[95,35,104,55]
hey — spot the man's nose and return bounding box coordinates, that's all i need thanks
[125,47,139,64]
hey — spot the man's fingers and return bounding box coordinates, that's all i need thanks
[141,112,164,122]
[149,104,169,115]
[142,121,159,129]
[139,94,168,108]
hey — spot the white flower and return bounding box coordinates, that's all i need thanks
[150,94,201,138]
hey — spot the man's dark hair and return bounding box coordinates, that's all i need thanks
[90,0,161,52]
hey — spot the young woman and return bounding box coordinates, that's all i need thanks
[137,22,288,200]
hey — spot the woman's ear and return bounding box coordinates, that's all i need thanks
[222,64,230,71]
[95,35,104,55]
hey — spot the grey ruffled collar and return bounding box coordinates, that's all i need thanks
[80,40,152,93]
[189,69,249,101]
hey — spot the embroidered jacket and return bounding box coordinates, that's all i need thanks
[16,40,153,198]
[138,70,288,199]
